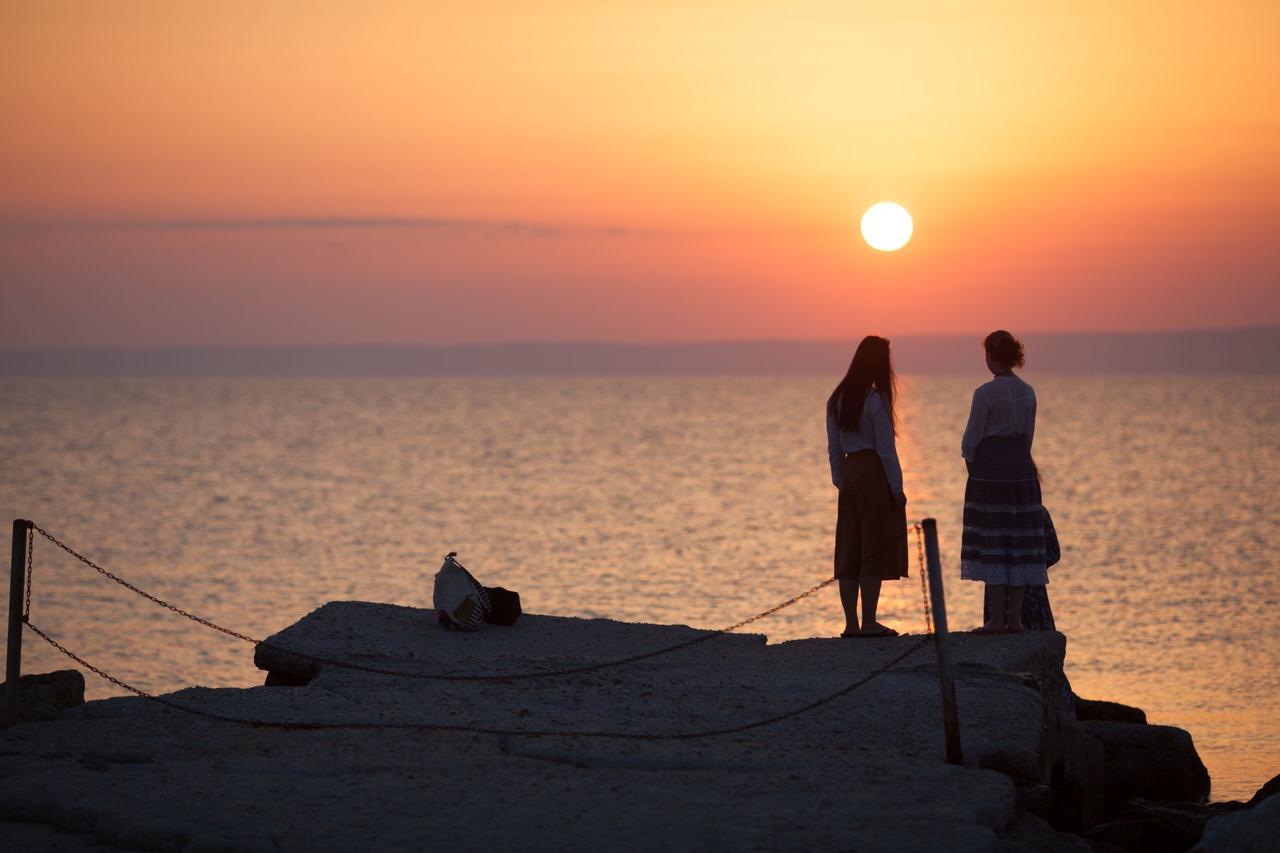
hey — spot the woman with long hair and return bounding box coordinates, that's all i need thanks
[826,335,909,638]
[960,330,1049,633]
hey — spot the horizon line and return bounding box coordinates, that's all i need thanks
[2,324,1275,354]
[0,214,751,240]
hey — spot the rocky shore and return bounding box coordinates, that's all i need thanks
[0,602,1275,852]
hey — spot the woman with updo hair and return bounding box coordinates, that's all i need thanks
[960,330,1050,633]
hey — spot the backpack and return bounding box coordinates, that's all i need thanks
[433,552,491,631]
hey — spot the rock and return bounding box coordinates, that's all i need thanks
[1016,784,1054,821]
[1089,843,1129,853]
[0,670,85,725]
[1082,721,1210,813]
[1086,799,1238,853]
[1194,794,1280,852]
[1246,772,1280,808]
[999,810,1093,852]
[1088,814,1194,852]
[1073,697,1147,725]
[1040,712,1107,833]
[263,670,310,687]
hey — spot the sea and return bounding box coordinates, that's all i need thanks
[1,374,1277,801]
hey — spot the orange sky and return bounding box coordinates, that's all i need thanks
[2,1,1277,346]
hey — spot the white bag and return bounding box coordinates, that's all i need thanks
[433,552,491,631]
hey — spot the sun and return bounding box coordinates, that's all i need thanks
[860,202,913,251]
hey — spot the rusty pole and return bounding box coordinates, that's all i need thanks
[3,519,31,728]
[922,517,962,765]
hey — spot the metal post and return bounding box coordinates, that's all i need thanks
[4,519,31,728]
[921,517,962,765]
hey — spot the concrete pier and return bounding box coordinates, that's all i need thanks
[0,603,1096,851]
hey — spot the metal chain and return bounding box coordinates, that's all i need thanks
[916,522,932,634]
[30,523,259,645]
[29,521,914,683]
[25,620,930,739]
[24,621,247,726]
[23,521,34,620]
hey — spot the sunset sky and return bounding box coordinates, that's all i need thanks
[2,1,1277,347]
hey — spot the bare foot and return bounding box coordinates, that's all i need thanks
[858,622,899,637]
[972,624,1006,635]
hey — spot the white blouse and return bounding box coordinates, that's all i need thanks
[960,374,1036,461]
[826,389,904,496]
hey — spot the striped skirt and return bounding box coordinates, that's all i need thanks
[960,436,1049,586]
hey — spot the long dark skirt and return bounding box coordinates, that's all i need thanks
[834,450,908,581]
[960,436,1049,586]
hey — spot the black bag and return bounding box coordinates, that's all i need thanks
[484,586,522,626]
[1044,508,1061,568]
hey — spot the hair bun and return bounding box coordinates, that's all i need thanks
[983,330,1025,369]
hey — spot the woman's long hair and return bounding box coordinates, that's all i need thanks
[827,335,897,433]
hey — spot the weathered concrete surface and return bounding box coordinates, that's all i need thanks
[0,821,124,851]
[0,604,1087,852]
[253,601,771,683]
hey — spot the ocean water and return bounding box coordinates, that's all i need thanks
[1,375,1277,800]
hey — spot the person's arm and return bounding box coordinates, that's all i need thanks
[961,386,987,462]
[869,392,904,501]
[826,407,842,488]
[1026,390,1037,451]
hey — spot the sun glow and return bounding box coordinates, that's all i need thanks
[860,202,913,252]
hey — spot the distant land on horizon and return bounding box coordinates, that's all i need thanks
[2,327,1277,377]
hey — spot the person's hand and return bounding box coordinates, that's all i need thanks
[893,492,908,509]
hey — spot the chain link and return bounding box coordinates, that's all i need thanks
[25,620,930,739]
[29,521,913,683]
[24,621,241,724]
[23,521,34,620]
